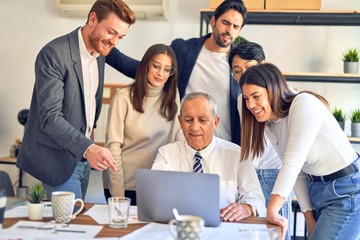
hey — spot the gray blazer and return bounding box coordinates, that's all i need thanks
[16,28,105,186]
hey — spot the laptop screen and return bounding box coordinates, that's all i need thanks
[136,169,221,227]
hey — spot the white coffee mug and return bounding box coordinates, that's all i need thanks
[169,215,204,240]
[51,191,84,223]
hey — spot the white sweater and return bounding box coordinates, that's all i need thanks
[266,93,357,211]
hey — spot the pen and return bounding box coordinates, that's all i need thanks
[54,229,86,233]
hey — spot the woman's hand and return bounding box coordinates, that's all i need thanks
[267,209,288,240]
[220,203,252,221]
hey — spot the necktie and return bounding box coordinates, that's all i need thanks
[193,152,203,173]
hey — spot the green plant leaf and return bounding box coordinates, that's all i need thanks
[350,108,360,123]
[332,107,346,122]
[28,183,46,203]
[342,48,359,62]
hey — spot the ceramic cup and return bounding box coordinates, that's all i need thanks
[51,191,84,223]
[169,215,204,240]
[108,197,131,228]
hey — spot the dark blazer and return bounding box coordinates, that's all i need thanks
[106,34,241,144]
[16,28,105,186]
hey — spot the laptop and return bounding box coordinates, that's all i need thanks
[5,197,28,210]
[136,169,221,227]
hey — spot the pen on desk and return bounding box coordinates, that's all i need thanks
[17,225,37,229]
[54,229,86,233]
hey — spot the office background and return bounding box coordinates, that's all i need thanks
[1,0,360,205]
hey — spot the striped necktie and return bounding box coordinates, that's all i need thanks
[193,152,203,173]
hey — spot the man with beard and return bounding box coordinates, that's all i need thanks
[106,0,247,145]
[16,0,136,200]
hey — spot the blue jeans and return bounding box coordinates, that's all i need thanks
[42,161,90,200]
[256,169,291,240]
[308,156,360,240]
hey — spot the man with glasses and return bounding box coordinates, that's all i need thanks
[106,0,247,145]
[16,0,136,200]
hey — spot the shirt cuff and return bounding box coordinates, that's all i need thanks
[250,204,258,217]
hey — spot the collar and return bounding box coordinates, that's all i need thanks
[184,137,216,161]
[78,28,100,61]
[147,83,163,97]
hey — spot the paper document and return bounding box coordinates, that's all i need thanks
[120,222,270,240]
[84,204,146,225]
[1,220,103,239]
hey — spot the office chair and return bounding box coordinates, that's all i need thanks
[0,170,15,196]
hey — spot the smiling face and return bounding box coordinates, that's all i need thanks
[179,96,219,151]
[147,53,173,88]
[241,83,278,122]
[211,9,243,48]
[86,12,130,56]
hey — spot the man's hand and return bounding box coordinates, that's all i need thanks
[85,144,117,172]
[220,203,252,221]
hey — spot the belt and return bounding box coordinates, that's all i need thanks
[308,163,356,182]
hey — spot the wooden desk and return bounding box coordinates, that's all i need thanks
[0,156,16,165]
[3,203,278,238]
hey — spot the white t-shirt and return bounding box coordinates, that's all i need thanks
[186,45,231,141]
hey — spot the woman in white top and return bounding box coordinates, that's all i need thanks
[103,44,183,205]
[229,41,291,240]
[239,63,360,240]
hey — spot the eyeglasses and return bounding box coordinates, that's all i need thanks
[149,61,176,77]
[231,70,243,81]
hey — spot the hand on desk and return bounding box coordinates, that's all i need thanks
[266,210,288,240]
[85,145,117,172]
[220,203,252,222]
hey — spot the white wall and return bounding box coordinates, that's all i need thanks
[1,0,360,200]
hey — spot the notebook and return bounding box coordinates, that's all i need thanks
[136,169,221,227]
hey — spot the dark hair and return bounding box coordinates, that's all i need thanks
[87,0,136,25]
[239,63,329,161]
[130,44,178,121]
[214,0,248,28]
[228,41,266,68]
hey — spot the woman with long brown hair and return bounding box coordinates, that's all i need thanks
[103,44,183,205]
[240,63,360,240]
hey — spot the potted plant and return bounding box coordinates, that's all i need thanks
[332,107,346,131]
[341,48,359,74]
[28,183,46,220]
[234,36,247,46]
[350,108,360,137]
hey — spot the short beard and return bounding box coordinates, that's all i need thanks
[89,37,112,56]
[213,32,233,48]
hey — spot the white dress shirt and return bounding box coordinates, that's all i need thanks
[151,137,266,216]
[78,29,99,138]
